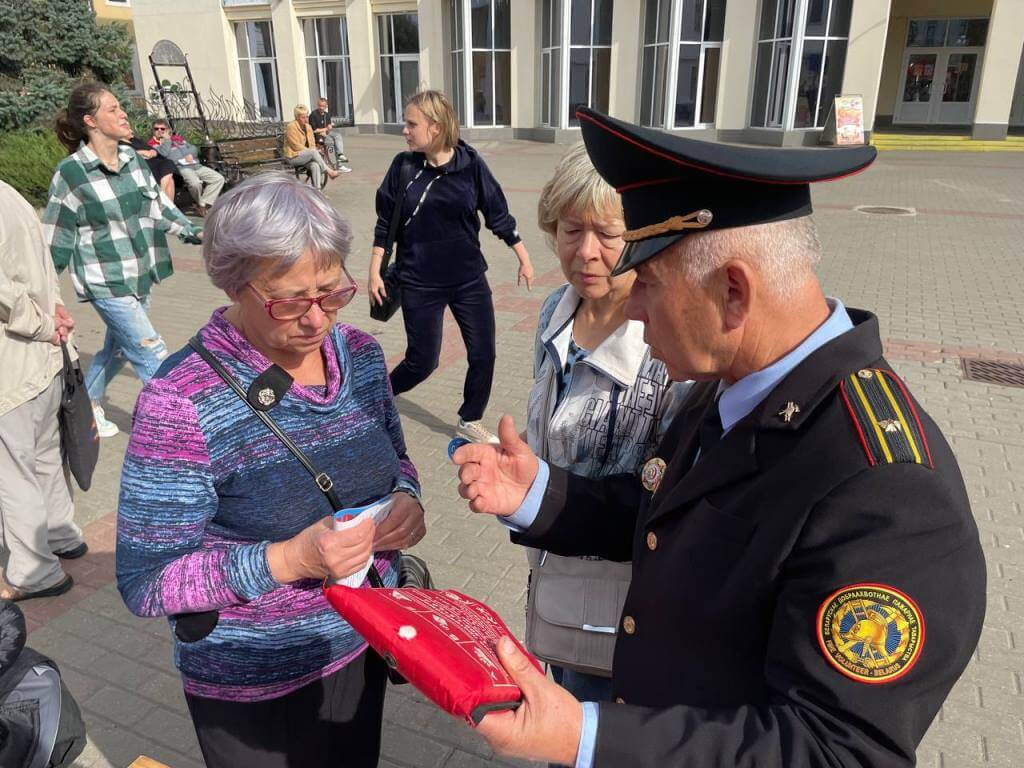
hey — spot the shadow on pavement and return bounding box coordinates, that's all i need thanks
[395,397,455,439]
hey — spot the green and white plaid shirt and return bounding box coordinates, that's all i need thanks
[42,143,200,302]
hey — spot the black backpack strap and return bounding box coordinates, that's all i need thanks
[380,152,417,271]
[188,336,385,588]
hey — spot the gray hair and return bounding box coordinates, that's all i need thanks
[537,143,622,248]
[678,215,822,299]
[202,173,353,296]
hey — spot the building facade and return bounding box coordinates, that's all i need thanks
[130,0,1024,144]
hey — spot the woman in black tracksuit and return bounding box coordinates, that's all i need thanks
[369,90,533,443]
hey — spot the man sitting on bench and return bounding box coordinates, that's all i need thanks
[149,120,224,217]
[309,97,353,174]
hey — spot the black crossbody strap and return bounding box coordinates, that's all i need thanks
[380,153,416,271]
[188,337,385,589]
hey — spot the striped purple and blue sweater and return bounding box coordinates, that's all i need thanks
[116,310,419,701]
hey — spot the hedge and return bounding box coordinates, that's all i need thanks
[0,130,66,207]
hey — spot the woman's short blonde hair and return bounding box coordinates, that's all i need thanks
[405,90,460,151]
[537,143,622,246]
[293,104,309,119]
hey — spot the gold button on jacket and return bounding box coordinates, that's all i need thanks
[622,615,636,634]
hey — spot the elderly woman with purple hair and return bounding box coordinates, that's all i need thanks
[116,174,426,767]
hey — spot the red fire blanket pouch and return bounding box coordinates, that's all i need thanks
[323,584,541,725]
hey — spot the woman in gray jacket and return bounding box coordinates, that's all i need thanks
[523,144,690,702]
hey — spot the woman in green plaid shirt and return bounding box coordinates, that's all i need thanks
[43,82,201,437]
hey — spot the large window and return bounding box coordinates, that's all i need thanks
[378,13,421,124]
[541,0,614,128]
[752,0,850,130]
[540,0,562,126]
[449,1,512,126]
[234,21,281,120]
[567,0,612,125]
[641,0,725,128]
[303,17,355,126]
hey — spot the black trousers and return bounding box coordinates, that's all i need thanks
[389,274,496,422]
[184,650,387,768]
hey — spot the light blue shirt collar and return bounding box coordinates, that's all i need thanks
[719,298,853,434]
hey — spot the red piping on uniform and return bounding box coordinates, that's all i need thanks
[882,369,934,468]
[839,380,876,467]
[616,177,679,192]
[577,111,874,186]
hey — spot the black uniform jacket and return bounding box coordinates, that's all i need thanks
[513,309,986,767]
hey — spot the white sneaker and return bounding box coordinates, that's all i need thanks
[456,419,499,444]
[92,405,119,438]
[337,154,349,163]
[338,165,353,173]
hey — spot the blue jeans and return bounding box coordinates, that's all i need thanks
[85,294,168,401]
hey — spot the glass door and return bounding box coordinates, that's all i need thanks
[895,51,937,124]
[936,51,980,124]
[396,56,420,112]
[1011,46,1024,127]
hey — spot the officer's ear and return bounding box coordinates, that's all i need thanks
[721,260,754,332]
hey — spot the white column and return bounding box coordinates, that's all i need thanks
[607,0,643,122]
[347,0,381,126]
[972,0,1024,139]
[417,0,446,91]
[715,0,759,130]
[841,0,891,132]
[270,0,308,115]
[510,0,537,128]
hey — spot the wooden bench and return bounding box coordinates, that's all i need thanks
[211,135,323,188]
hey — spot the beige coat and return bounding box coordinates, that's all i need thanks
[0,181,67,418]
[283,120,316,159]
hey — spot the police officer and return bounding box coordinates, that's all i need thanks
[454,108,986,767]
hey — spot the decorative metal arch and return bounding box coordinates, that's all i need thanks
[148,39,209,138]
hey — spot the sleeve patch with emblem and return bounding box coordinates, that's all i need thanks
[816,583,925,684]
[839,368,933,468]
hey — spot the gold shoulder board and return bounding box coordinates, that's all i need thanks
[839,368,933,468]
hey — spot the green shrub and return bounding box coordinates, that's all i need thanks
[0,130,67,207]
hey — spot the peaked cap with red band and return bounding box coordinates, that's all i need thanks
[575,107,877,275]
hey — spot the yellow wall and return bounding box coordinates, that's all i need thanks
[93,1,134,25]
[876,0,993,117]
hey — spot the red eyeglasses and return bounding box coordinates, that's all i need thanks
[248,270,358,320]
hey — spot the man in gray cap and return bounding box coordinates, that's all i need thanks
[454,108,985,767]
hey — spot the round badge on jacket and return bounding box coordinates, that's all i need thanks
[816,583,924,684]
[641,457,666,493]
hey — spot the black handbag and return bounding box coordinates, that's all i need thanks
[369,153,416,322]
[58,342,99,491]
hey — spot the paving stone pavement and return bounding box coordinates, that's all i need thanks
[6,137,1023,767]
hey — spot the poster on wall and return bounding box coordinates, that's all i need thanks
[819,94,866,146]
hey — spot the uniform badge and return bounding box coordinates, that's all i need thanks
[816,583,924,684]
[778,401,800,423]
[257,387,276,407]
[641,458,666,493]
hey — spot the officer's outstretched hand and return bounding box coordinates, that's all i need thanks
[475,636,583,766]
[454,415,539,517]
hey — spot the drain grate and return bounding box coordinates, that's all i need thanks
[961,358,1024,388]
[854,205,917,216]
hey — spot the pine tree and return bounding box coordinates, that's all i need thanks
[0,0,133,130]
